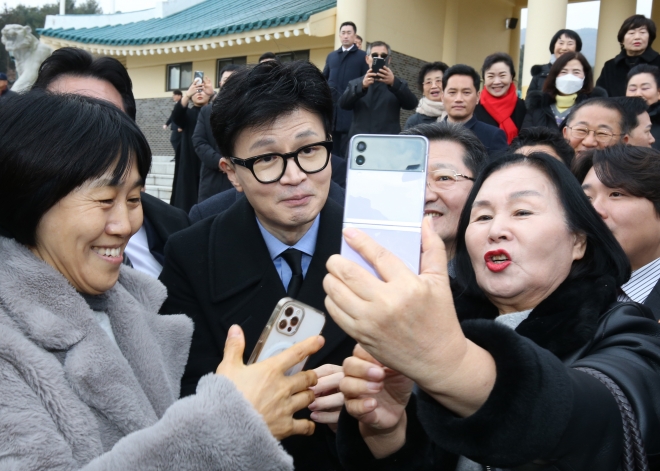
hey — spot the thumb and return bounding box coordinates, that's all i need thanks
[420,217,449,277]
[223,324,246,365]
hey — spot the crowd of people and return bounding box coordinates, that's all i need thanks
[0,11,660,471]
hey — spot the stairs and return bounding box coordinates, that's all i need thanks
[145,155,174,202]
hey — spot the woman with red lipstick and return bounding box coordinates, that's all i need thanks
[0,92,323,470]
[474,53,526,144]
[597,15,660,98]
[326,152,660,469]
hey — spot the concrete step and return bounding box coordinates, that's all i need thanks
[150,162,175,175]
[146,174,174,187]
[152,155,175,164]
[144,184,172,203]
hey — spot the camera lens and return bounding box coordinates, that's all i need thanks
[356,155,366,166]
[290,316,299,326]
[279,319,288,330]
[356,141,367,152]
[285,307,293,317]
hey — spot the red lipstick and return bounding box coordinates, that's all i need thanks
[484,249,511,272]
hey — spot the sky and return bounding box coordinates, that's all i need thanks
[0,0,655,25]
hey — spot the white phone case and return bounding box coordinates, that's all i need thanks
[248,298,326,376]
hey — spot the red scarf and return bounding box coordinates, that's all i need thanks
[479,85,519,144]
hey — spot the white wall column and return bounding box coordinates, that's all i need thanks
[508,2,524,85]
[335,0,367,49]
[442,0,459,66]
[594,0,637,79]
[521,0,567,94]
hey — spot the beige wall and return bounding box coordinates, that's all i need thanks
[125,35,334,99]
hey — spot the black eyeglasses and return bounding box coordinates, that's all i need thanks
[229,141,333,183]
[371,53,389,59]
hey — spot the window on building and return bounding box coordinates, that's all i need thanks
[167,62,192,91]
[276,50,310,63]
[216,56,247,85]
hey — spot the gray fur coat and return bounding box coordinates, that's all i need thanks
[0,237,293,471]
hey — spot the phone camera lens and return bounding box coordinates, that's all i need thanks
[285,307,294,317]
[356,155,366,166]
[356,141,367,152]
[279,319,288,330]
[290,317,299,326]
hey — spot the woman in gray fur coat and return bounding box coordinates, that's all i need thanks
[0,91,324,471]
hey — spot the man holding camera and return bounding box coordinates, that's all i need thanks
[339,41,418,144]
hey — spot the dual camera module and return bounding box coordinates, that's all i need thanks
[355,141,367,166]
[277,305,304,336]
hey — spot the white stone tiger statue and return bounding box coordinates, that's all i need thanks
[1,25,52,92]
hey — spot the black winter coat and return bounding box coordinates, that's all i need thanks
[192,104,233,203]
[474,98,527,133]
[527,63,551,94]
[323,45,369,133]
[649,101,660,151]
[336,275,660,470]
[404,112,438,130]
[596,48,660,98]
[523,87,608,131]
[170,101,202,213]
[339,76,418,141]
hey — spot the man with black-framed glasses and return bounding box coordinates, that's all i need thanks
[339,40,418,146]
[159,60,355,471]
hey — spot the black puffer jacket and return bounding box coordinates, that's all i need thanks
[527,63,552,94]
[523,87,608,131]
[336,275,660,470]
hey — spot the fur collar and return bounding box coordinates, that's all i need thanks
[0,236,193,458]
[453,275,617,358]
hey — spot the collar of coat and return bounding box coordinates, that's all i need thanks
[614,46,660,65]
[0,236,193,460]
[452,275,618,358]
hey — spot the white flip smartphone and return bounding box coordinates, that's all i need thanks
[342,134,429,277]
[248,298,326,376]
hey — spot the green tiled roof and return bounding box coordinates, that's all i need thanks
[38,0,336,46]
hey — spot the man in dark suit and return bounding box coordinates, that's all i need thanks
[31,47,190,278]
[441,64,508,158]
[163,90,183,154]
[192,64,242,203]
[323,21,369,157]
[159,61,355,470]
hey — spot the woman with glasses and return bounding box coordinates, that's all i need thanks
[524,52,606,133]
[475,52,526,144]
[404,62,449,130]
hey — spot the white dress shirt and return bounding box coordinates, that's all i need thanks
[617,256,660,303]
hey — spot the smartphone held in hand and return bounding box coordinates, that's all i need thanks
[193,70,204,85]
[371,57,385,75]
[248,298,326,376]
[342,134,429,277]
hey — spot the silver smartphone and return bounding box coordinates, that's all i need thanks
[341,134,429,277]
[248,298,326,376]
[193,70,204,85]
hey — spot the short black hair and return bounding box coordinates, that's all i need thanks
[219,63,243,82]
[258,52,278,63]
[172,89,182,96]
[543,51,593,100]
[481,52,516,80]
[573,144,660,217]
[566,97,628,135]
[627,63,660,88]
[340,21,357,33]
[442,64,480,92]
[417,61,449,92]
[549,29,583,54]
[32,47,136,120]
[210,60,333,157]
[0,91,151,246]
[356,35,363,41]
[510,127,576,167]
[612,96,649,132]
[400,122,488,177]
[618,15,657,49]
[454,152,630,297]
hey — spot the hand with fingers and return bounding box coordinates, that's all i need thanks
[340,344,414,458]
[376,66,395,86]
[216,324,325,440]
[323,218,496,418]
[308,363,344,432]
[202,76,215,97]
[362,69,378,90]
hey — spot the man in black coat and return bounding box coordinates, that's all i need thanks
[159,61,355,471]
[192,65,241,203]
[340,40,418,142]
[441,64,508,159]
[596,15,660,97]
[322,21,369,157]
[163,90,183,153]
